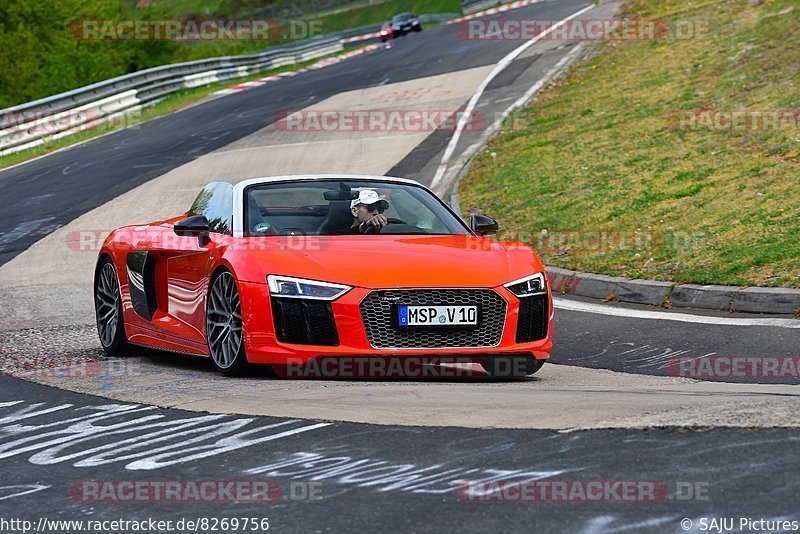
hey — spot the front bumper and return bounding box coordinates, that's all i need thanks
[239,282,553,365]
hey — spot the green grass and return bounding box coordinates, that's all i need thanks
[459,0,800,288]
[0,46,369,170]
[0,0,459,108]
[309,0,459,31]
[134,0,461,61]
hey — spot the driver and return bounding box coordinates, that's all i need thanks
[349,189,390,234]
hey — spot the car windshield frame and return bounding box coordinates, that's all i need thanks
[240,178,471,237]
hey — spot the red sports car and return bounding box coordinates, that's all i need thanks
[95,175,552,378]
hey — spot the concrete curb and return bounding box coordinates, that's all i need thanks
[546,267,800,316]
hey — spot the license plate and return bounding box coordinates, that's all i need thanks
[398,305,478,327]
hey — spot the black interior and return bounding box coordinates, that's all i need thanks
[316,201,354,235]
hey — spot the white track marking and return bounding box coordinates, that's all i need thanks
[554,297,800,328]
[430,2,596,190]
[445,42,586,198]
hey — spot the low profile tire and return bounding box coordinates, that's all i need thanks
[94,257,130,356]
[481,356,544,379]
[206,270,250,376]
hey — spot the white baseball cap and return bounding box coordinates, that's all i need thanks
[351,189,389,210]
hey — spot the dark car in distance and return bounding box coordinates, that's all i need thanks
[390,12,422,36]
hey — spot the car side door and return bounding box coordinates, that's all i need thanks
[130,183,233,348]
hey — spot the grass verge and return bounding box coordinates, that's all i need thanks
[458,0,800,288]
[136,0,461,60]
[0,45,373,170]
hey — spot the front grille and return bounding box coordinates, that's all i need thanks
[360,289,507,349]
[515,294,549,343]
[272,298,339,346]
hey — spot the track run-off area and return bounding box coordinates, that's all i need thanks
[0,0,798,530]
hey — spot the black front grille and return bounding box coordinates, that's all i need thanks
[272,298,339,346]
[360,289,507,349]
[515,294,549,343]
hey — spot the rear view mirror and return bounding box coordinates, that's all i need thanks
[324,182,360,201]
[323,190,360,201]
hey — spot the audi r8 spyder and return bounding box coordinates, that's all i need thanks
[94,175,553,378]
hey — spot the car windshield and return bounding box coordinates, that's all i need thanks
[392,13,413,22]
[243,180,470,236]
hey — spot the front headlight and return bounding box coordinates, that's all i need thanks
[504,273,547,298]
[267,275,351,300]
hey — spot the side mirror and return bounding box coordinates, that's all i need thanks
[470,214,498,236]
[175,215,211,245]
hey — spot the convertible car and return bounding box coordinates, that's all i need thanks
[94,175,552,377]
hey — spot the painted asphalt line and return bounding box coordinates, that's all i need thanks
[430,2,596,191]
[554,297,800,328]
[445,42,587,199]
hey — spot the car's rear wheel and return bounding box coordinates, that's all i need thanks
[206,270,250,376]
[481,356,544,379]
[95,258,129,356]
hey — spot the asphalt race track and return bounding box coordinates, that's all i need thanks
[1,377,799,532]
[0,0,798,531]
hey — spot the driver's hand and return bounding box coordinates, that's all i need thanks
[361,214,388,232]
[370,214,388,228]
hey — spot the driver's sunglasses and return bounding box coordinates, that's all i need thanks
[365,204,385,214]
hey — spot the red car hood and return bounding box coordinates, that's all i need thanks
[230,235,545,288]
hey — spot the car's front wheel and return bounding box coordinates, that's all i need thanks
[94,257,130,356]
[481,356,544,379]
[206,270,250,376]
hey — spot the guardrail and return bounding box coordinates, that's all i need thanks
[0,38,342,156]
[0,10,466,157]
[462,0,502,14]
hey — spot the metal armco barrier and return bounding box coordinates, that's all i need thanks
[0,38,343,156]
[0,10,471,156]
[462,0,501,14]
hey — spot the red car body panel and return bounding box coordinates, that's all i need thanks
[99,215,553,367]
